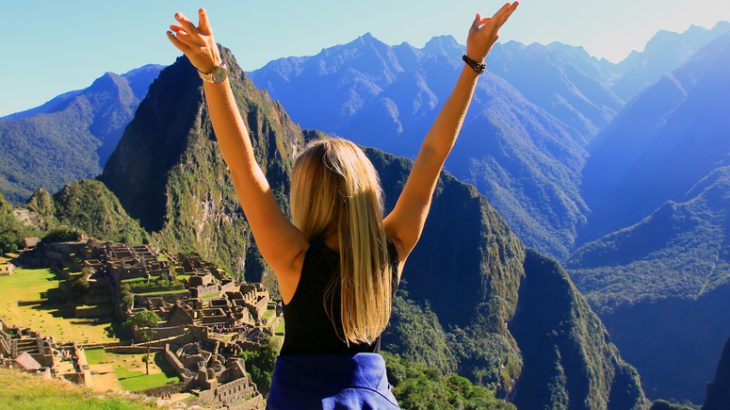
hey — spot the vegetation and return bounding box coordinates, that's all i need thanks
[567,171,730,402]
[383,352,513,410]
[0,367,157,409]
[0,192,38,253]
[127,278,184,294]
[124,309,161,375]
[241,336,279,396]
[120,283,135,311]
[382,293,456,374]
[50,180,149,244]
[649,400,698,410]
[41,226,84,243]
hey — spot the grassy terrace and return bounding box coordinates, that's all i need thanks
[86,348,180,392]
[134,289,189,296]
[0,368,157,409]
[120,277,147,284]
[0,266,116,344]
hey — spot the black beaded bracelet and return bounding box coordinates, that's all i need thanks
[462,54,486,74]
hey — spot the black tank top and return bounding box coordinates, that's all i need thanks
[280,236,400,355]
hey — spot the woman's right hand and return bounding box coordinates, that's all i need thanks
[166,8,222,74]
[466,2,519,63]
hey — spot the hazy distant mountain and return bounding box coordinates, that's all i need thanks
[97,44,646,408]
[568,165,730,402]
[612,21,730,102]
[0,64,164,204]
[488,40,623,140]
[580,31,730,245]
[249,33,592,260]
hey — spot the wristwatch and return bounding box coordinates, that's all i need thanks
[198,63,228,83]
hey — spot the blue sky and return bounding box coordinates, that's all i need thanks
[2,0,729,117]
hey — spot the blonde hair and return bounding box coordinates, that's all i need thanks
[290,137,393,345]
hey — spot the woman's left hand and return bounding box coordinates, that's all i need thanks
[166,8,222,74]
[466,2,519,63]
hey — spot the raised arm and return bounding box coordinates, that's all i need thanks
[166,9,307,278]
[384,2,519,262]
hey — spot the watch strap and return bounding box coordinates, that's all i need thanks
[198,63,227,83]
[462,54,486,74]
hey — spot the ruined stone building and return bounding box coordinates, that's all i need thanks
[0,320,91,385]
[164,341,264,409]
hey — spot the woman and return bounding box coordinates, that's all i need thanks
[166,3,518,408]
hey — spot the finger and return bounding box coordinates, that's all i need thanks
[479,17,492,26]
[497,2,518,27]
[198,8,212,35]
[175,12,204,44]
[471,12,482,31]
[492,2,513,22]
[171,29,198,48]
[166,31,190,53]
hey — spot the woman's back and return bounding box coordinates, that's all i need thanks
[280,236,400,355]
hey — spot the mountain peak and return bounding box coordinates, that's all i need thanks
[355,32,387,47]
[88,71,126,92]
[422,35,460,56]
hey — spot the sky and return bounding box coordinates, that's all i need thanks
[1,0,729,117]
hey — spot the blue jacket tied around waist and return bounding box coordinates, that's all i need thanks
[266,352,401,409]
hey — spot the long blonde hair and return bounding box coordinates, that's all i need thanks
[290,137,393,345]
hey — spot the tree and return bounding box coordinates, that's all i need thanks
[124,309,161,375]
[41,226,83,243]
[120,283,135,311]
[241,336,279,396]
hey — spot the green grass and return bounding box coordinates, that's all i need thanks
[87,349,181,392]
[200,292,219,300]
[0,267,116,344]
[0,368,156,409]
[120,277,146,284]
[134,289,188,296]
[84,348,107,365]
[114,367,179,392]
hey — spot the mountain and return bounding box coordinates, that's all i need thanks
[96,44,646,408]
[579,31,730,245]
[612,21,730,102]
[0,64,164,205]
[704,336,730,410]
[487,40,623,140]
[24,180,149,244]
[249,33,592,261]
[99,47,302,284]
[567,166,730,402]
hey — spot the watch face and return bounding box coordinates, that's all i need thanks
[213,66,227,83]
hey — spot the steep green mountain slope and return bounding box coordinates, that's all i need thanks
[567,167,730,402]
[0,65,163,205]
[100,46,303,286]
[96,44,646,408]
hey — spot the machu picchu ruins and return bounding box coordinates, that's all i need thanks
[0,237,279,409]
